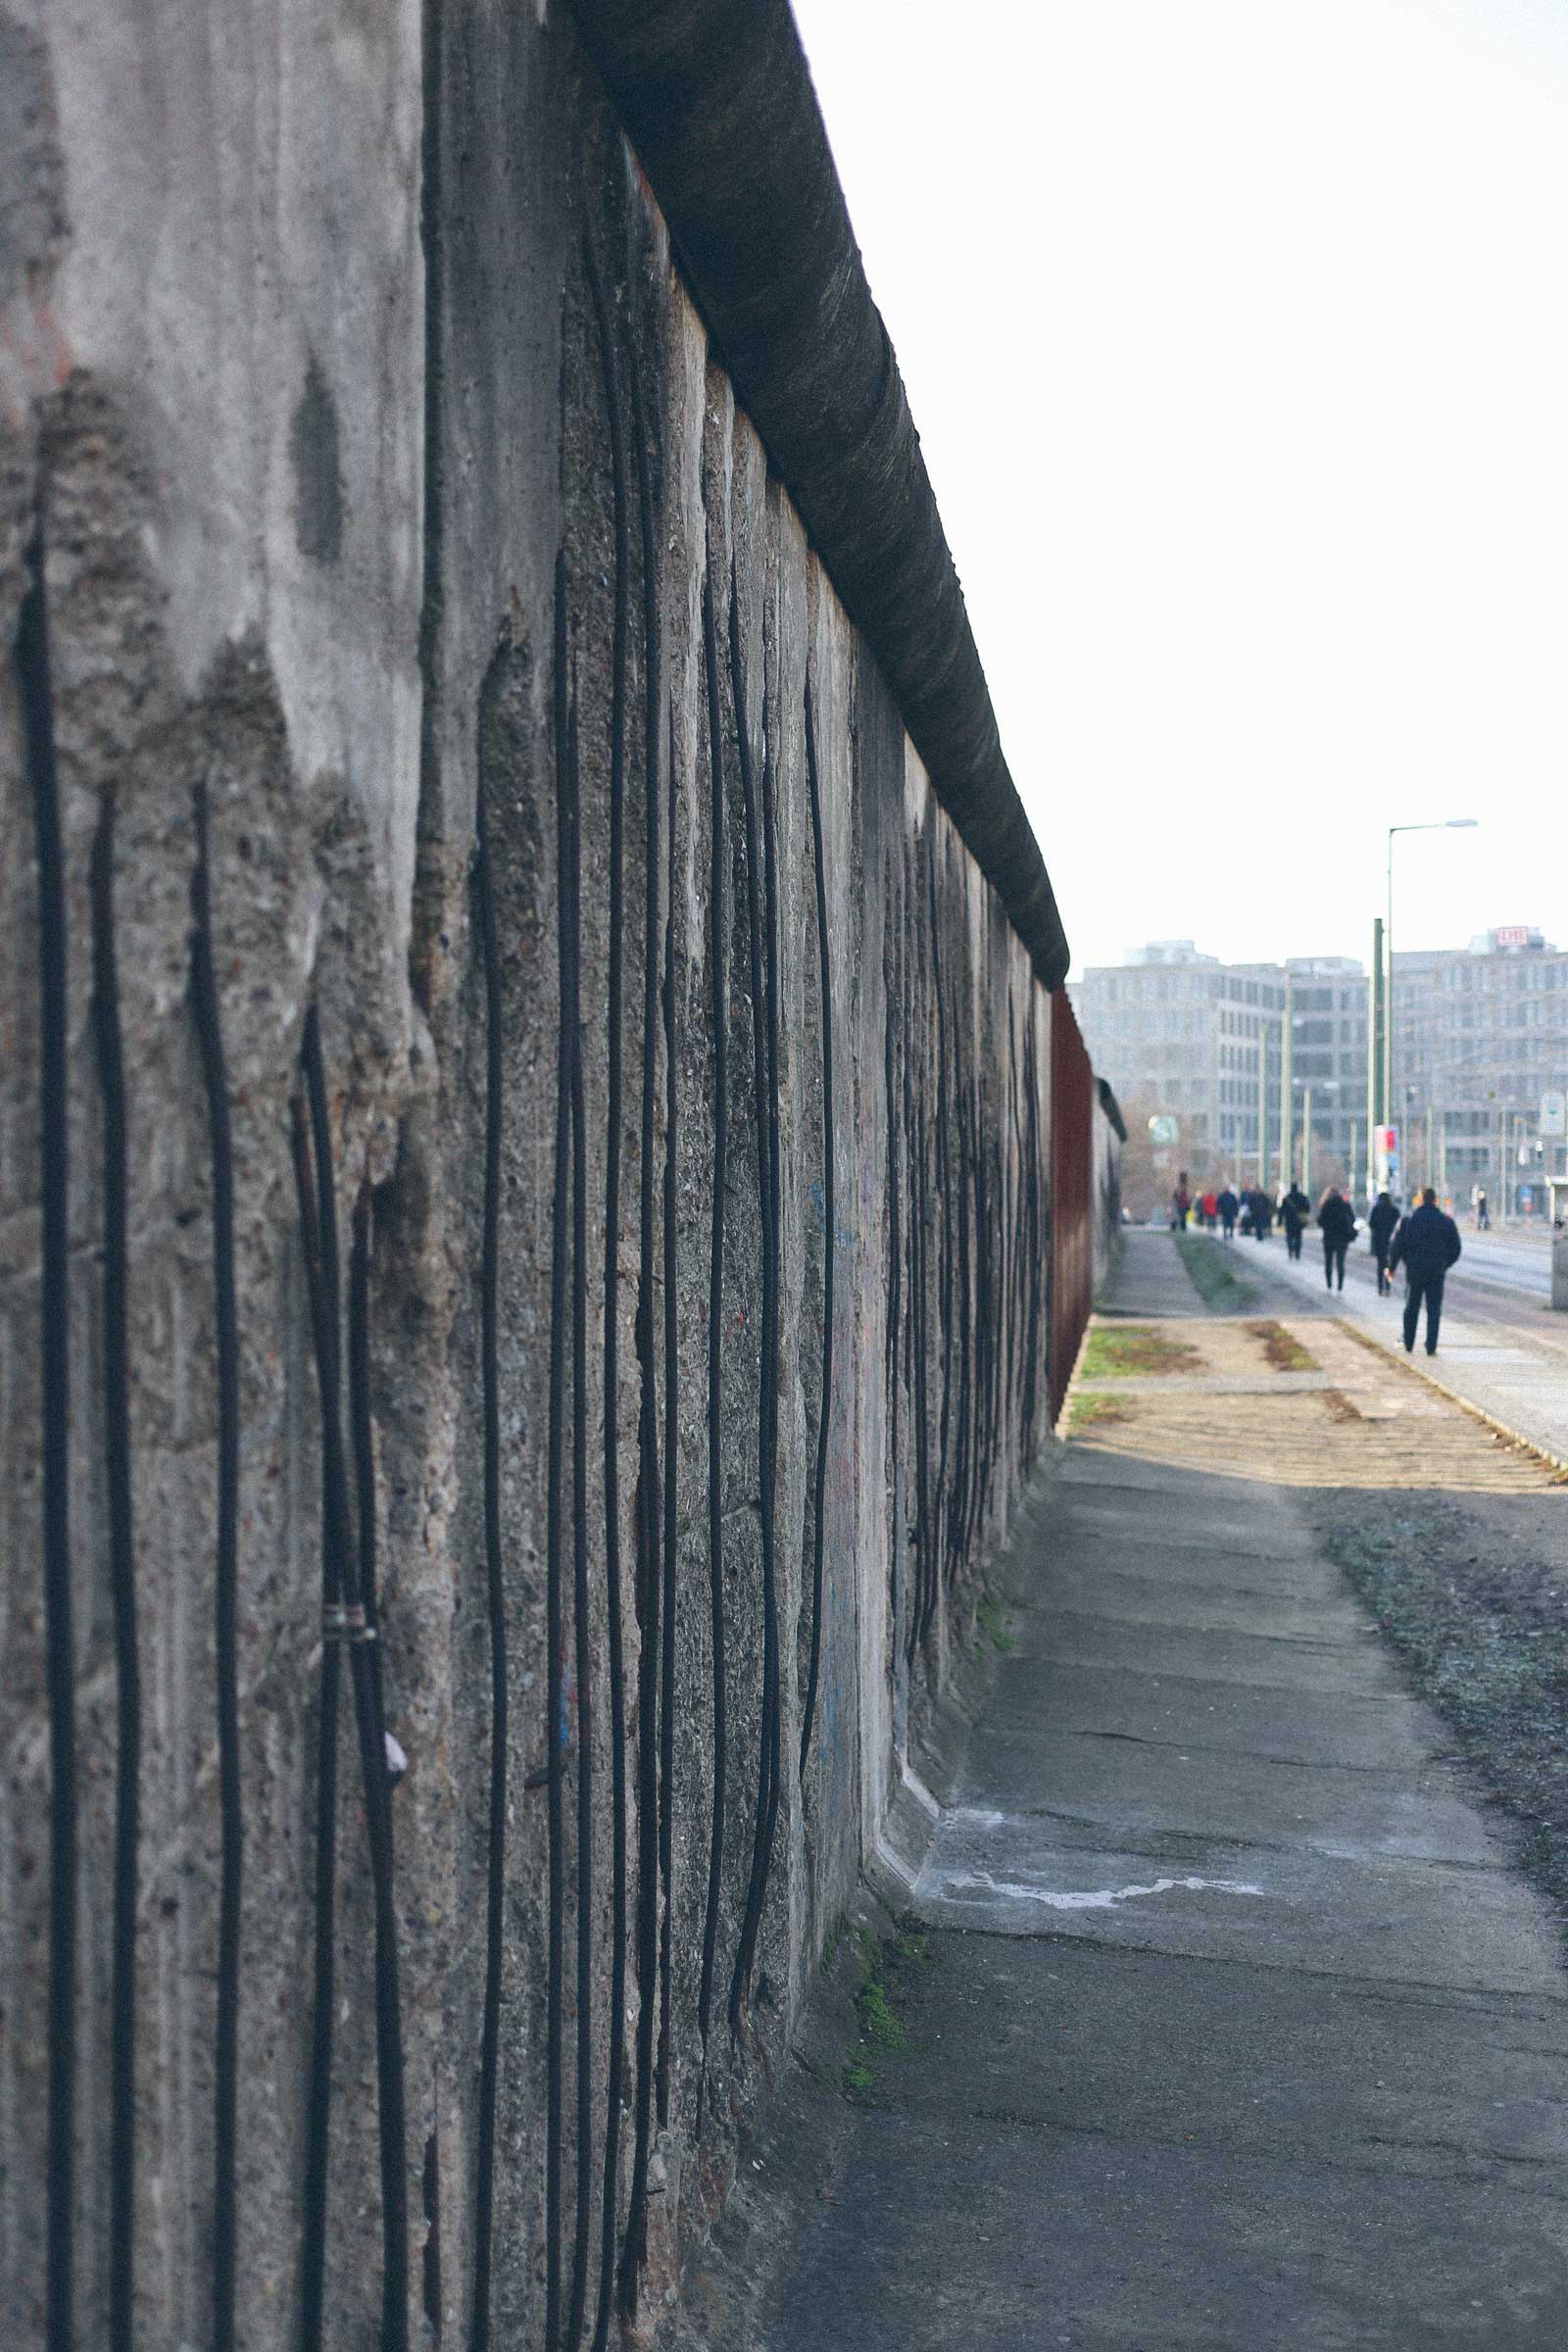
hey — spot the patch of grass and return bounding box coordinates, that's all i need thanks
[976,1592,1015,1653]
[1243,1319,1319,1373]
[856,1978,907,2054]
[842,1915,932,2103]
[1080,1323,1201,1380]
[1174,1231,1258,1311]
[1068,1392,1130,1433]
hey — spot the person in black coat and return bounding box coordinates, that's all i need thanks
[1367,1190,1399,1296]
[1216,1185,1239,1242]
[1248,1188,1272,1242]
[1389,1186,1462,1354]
[1316,1187,1357,1290]
[1278,1183,1310,1261]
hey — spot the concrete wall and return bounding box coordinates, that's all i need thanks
[2,8,1105,2345]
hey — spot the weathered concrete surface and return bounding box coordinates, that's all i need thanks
[756,1276,1568,2348]
[1,5,1115,2343]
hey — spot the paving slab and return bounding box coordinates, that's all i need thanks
[927,1749,1501,1869]
[770,2100,1568,2352]
[1015,1607,1398,1693]
[976,1657,1435,1771]
[1026,1559,1373,1642]
[873,1936,1568,2177]
[917,1816,1560,1992]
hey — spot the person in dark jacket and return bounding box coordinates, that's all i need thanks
[1216,1185,1239,1242]
[1367,1190,1399,1295]
[1278,1183,1310,1261]
[1389,1186,1462,1354]
[1316,1187,1357,1290]
[1248,1188,1272,1242]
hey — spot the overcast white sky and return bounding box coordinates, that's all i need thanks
[790,0,1568,978]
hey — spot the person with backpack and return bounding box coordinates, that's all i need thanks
[1367,1189,1398,1296]
[1389,1186,1463,1354]
[1316,1187,1357,1292]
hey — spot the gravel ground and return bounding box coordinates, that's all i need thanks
[1311,1486,1568,1923]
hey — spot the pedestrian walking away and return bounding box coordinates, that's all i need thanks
[1317,1186,1356,1291]
[1389,1185,1462,1354]
[1201,1188,1218,1231]
[1216,1183,1239,1242]
[1475,1186,1491,1231]
[1367,1187,1398,1296]
[1279,1181,1309,1262]
[1171,1169,1192,1231]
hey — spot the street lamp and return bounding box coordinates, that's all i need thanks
[1386,819,1477,1190]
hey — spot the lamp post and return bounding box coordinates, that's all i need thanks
[1386,818,1478,1191]
[1301,1083,1312,1195]
[1280,971,1294,1191]
[1256,1002,1287,1192]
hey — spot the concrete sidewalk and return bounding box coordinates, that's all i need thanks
[1099,1224,1209,1318]
[759,1239,1568,2349]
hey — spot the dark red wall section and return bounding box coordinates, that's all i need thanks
[1049,991,1095,1424]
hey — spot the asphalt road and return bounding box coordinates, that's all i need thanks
[1320,1224,1556,1323]
[1450,1231,1552,1301]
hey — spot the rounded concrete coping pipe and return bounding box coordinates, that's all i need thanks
[570,0,1071,991]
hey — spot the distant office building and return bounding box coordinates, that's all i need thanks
[1392,926,1568,1211]
[1070,944,1293,1183]
[1073,944,1362,1187]
[1074,928,1568,1211]
[1277,956,1366,1182]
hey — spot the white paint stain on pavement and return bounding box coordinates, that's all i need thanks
[929,1868,1267,1912]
